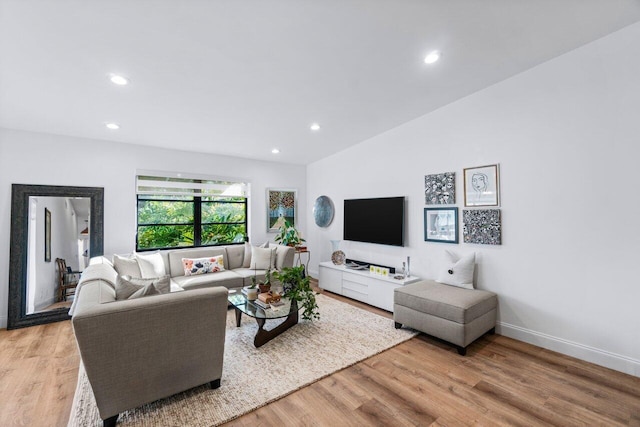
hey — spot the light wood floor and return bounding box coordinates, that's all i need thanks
[1,282,639,427]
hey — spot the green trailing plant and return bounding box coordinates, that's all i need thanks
[274,266,319,321]
[274,219,305,247]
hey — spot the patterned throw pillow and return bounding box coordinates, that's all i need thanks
[182,255,225,276]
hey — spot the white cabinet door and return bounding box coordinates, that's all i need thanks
[368,280,400,312]
[319,265,343,294]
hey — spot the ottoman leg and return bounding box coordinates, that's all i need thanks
[394,322,402,329]
[456,345,467,356]
[488,327,496,335]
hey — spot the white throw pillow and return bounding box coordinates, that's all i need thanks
[436,251,475,289]
[250,246,276,270]
[112,254,142,278]
[243,242,269,268]
[136,252,166,278]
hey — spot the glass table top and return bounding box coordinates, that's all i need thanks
[228,292,296,320]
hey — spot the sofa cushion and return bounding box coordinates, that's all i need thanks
[226,245,245,270]
[113,254,142,278]
[172,270,243,290]
[275,245,294,271]
[168,248,227,277]
[182,255,225,276]
[250,246,276,270]
[115,275,171,300]
[242,242,252,268]
[233,268,267,286]
[136,252,167,278]
[394,279,496,324]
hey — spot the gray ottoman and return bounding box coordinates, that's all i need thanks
[394,279,497,355]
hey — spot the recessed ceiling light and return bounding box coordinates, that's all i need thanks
[424,51,441,64]
[105,122,120,130]
[310,123,321,131]
[109,74,129,85]
[271,148,280,154]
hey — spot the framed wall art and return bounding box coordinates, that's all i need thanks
[267,188,297,232]
[44,207,51,262]
[425,171,455,205]
[463,209,501,245]
[424,207,458,244]
[464,164,500,207]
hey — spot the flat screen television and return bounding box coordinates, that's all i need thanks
[343,196,405,246]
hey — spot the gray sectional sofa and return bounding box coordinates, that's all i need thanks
[70,243,295,427]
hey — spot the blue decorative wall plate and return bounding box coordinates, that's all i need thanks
[313,195,334,227]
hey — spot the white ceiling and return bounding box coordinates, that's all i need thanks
[1,1,640,165]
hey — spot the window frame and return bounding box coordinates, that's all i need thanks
[135,176,249,251]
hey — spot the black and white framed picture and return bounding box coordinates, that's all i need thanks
[463,209,501,245]
[424,207,458,244]
[463,164,499,207]
[425,172,455,205]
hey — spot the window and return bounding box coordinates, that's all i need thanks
[136,173,248,251]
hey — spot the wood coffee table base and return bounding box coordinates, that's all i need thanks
[234,306,299,347]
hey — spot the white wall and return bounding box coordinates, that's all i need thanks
[29,196,78,311]
[307,22,640,375]
[0,130,306,326]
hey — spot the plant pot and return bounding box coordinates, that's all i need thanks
[258,283,271,293]
[244,287,258,301]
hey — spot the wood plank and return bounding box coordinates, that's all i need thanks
[2,287,640,427]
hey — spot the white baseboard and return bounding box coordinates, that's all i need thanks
[0,315,7,329]
[498,321,640,377]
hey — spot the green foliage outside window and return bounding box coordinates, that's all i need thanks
[136,196,247,250]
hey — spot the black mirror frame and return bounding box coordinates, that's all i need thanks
[7,184,104,329]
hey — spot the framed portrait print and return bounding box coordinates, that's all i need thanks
[44,207,51,262]
[424,207,458,244]
[464,164,500,207]
[267,188,297,232]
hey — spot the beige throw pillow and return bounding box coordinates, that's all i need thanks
[136,252,166,278]
[115,275,170,300]
[113,254,142,278]
[243,242,268,268]
[250,246,276,270]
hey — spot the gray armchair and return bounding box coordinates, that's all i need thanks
[72,276,228,427]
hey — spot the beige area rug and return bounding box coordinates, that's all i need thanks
[68,294,417,426]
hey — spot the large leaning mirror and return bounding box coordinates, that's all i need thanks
[7,184,104,329]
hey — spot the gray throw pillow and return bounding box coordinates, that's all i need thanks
[115,275,170,300]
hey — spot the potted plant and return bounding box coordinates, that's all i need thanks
[274,265,319,321]
[274,218,305,247]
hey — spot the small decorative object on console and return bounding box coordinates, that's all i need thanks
[330,240,345,265]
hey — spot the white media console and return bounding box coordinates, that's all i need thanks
[318,261,421,312]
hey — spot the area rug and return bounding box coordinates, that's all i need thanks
[68,294,417,426]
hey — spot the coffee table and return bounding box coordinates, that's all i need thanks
[228,293,299,347]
